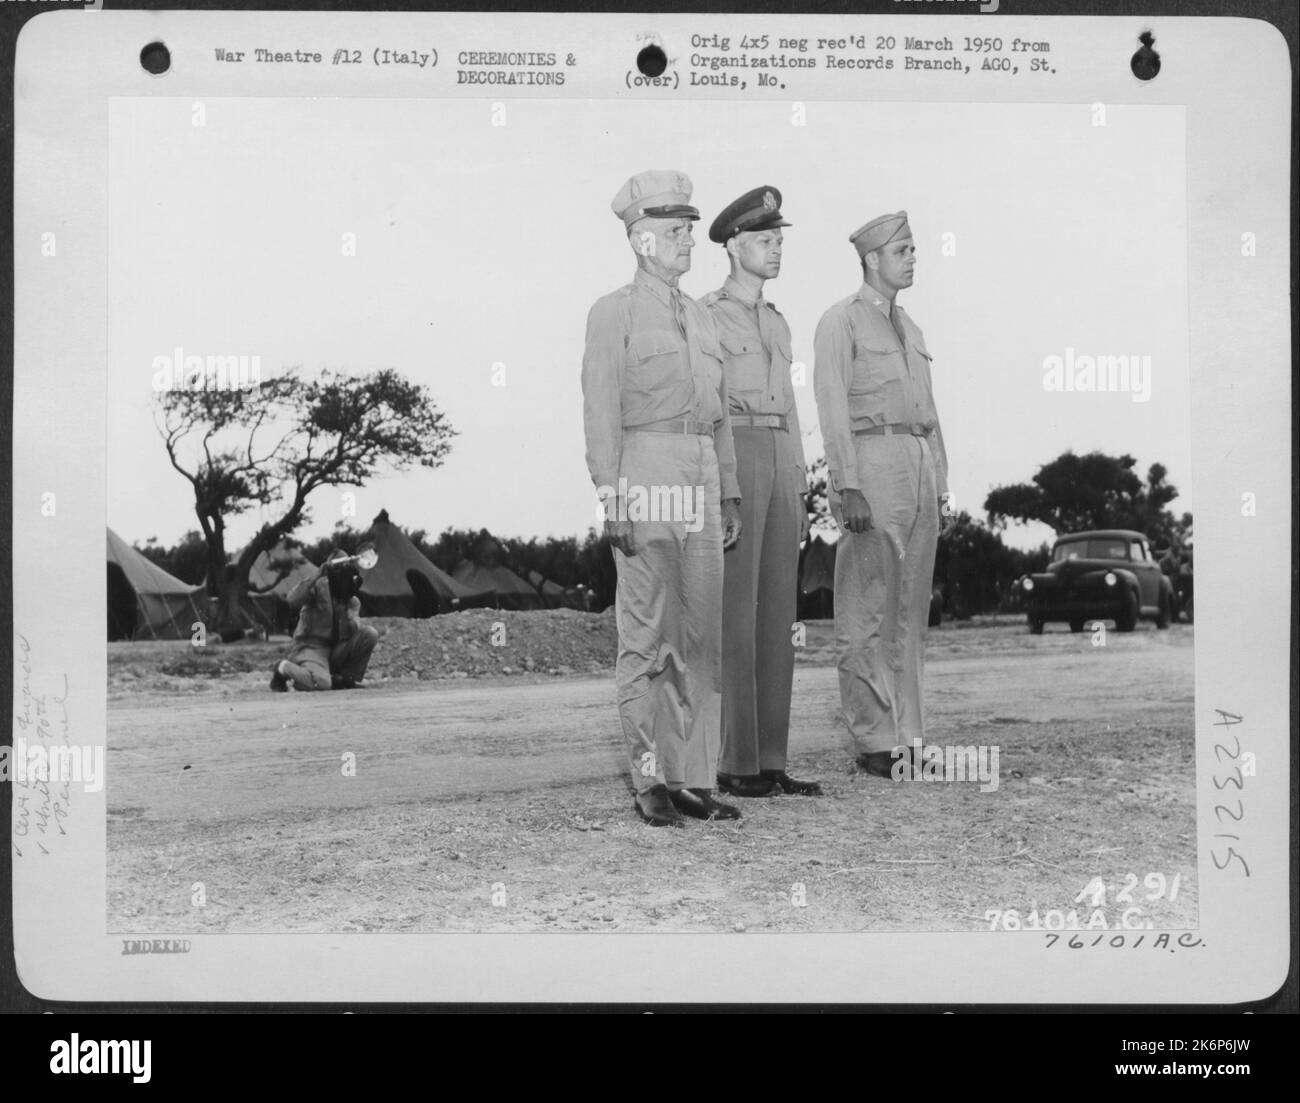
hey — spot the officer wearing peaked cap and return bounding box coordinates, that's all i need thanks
[701,187,822,800]
[582,170,744,827]
[813,211,953,780]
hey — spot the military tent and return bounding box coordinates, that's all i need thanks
[106,527,208,640]
[526,569,580,610]
[359,510,495,617]
[798,535,837,620]
[454,561,546,611]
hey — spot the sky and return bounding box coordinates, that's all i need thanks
[107,96,1189,553]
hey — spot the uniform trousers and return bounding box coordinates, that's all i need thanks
[830,433,939,754]
[613,432,723,794]
[282,640,332,691]
[721,426,801,775]
[282,626,378,691]
[332,625,379,682]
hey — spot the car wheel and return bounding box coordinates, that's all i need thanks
[1115,587,1139,632]
[1155,590,1171,629]
[1068,617,1085,633]
[1028,613,1044,635]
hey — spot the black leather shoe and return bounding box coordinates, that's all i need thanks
[760,769,823,796]
[716,772,781,798]
[855,751,910,780]
[634,784,686,828]
[332,675,366,690]
[269,663,288,693]
[908,744,936,774]
[670,788,741,821]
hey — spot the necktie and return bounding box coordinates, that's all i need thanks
[670,289,688,340]
[889,301,907,351]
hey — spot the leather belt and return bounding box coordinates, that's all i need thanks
[625,418,715,437]
[730,413,788,430]
[852,422,932,437]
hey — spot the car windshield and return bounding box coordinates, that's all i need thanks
[1052,539,1130,563]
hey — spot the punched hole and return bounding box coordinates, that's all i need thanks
[636,45,667,78]
[1131,31,1160,81]
[140,41,171,76]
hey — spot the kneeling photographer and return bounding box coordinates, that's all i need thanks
[270,545,379,692]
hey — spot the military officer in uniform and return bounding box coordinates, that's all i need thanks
[702,187,821,799]
[812,211,953,778]
[582,169,745,826]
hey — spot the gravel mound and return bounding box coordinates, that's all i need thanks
[367,607,618,681]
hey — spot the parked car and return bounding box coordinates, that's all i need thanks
[1019,530,1174,634]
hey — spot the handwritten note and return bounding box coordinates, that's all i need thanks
[11,632,75,859]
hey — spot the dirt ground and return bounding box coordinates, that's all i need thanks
[107,615,1197,933]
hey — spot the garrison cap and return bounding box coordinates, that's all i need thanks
[708,186,792,244]
[611,170,700,228]
[850,210,911,258]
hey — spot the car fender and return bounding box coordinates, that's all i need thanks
[1108,567,1140,592]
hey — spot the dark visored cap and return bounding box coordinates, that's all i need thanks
[709,186,791,244]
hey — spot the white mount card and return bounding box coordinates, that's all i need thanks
[10,9,1291,1004]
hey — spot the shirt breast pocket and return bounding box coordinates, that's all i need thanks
[720,333,767,395]
[626,332,685,400]
[850,338,907,419]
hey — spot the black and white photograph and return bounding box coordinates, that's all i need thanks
[7,8,1292,1009]
[101,92,1200,934]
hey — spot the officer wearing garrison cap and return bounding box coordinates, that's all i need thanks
[701,187,821,799]
[813,211,953,779]
[582,169,744,827]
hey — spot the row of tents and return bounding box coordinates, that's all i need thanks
[107,512,842,641]
[107,510,602,640]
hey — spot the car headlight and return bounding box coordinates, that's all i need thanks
[1104,572,1117,586]
[1022,578,1034,592]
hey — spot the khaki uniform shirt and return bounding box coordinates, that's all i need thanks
[582,268,740,501]
[701,275,808,490]
[813,283,949,496]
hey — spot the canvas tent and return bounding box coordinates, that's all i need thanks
[526,569,581,610]
[106,527,208,640]
[454,561,546,611]
[798,535,837,620]
[359,510,495,617]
